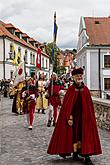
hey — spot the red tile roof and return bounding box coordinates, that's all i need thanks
[22,33,30,38]
[15,28,23,33]
[29,37,36,42]
[84,17,110,45]
[0,20,49,57]
[5,23,16,29]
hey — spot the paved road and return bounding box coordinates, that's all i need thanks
[0,97,110,165]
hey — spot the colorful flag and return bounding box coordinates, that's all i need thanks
[12,43,15,54]
[11,43,16,59]
[13,62,25,86]
[36,47,41,69]
[14,51,21,65]
[53,12,58,43]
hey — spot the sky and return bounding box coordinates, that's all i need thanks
[0,0,110,50]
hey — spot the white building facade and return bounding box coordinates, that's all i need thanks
[0,21,50,80]
[77,16,110,99]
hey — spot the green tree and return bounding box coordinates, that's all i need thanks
[46,42,60,73]
[57,66,66,76]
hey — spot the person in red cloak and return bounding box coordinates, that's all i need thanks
[47,67,102,165]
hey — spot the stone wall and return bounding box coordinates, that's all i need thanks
[92,97,110,131]
[90,90,100,98]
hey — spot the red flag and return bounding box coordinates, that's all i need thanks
[36,48,41,69]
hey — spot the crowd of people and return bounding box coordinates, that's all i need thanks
[0,67,102,165]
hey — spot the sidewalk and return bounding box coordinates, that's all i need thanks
[0,97,110,165]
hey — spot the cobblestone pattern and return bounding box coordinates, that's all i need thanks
[0,97,110,165]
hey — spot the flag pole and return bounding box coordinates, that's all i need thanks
[51,11,57,96]
[24,54,26,80]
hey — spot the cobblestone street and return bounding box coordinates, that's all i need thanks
[0,97,110,165]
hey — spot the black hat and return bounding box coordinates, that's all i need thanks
[72,67,83,75]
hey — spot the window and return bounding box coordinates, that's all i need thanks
[104,55,110,68]
[10,71,13,79]
[30,52,33,64]
[104,78,110,90]
[9,43,15,59]
[24,50,28,63]
[33,54,35,65]
[42,57,44,68]
[46,59,48,68]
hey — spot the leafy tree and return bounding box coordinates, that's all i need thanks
[57,66,66,76]
[46,42,60,73]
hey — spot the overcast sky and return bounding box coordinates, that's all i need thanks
[0,0,110,49]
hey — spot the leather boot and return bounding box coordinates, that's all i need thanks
[85,156,94,165]
[72,152,80,161]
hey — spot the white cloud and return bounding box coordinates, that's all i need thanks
[0,0,110,49]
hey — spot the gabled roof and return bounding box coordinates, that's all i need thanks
[29,37,36,42]
[84,17,110,46]
[22,33,30,38]
[0,20,49,58]
[5,23,16,29]
[15,28,23,33]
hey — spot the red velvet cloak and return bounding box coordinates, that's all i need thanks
[47,85,102,155]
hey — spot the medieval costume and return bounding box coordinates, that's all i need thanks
[12,87,18,114]
[47,68,102,165]
[46,72,64,127]
[36,71,48,114]
[12,81,25,115]
[16,81,26,114]
[22,77,38,130]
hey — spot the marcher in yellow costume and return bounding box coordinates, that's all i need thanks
[36,71,48,114]
[12,80,26,115]
[16,81,26,114]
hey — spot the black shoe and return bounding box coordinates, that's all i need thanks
[53,121,56,127]
[42,109,45,114]
[72,152,80,161]
[28,125,32,130]
[47,120,51,127]
[59,154,66,159]
[38,109,40,113]
[85,157,94,165]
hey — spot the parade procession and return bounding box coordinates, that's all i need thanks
[1,0,110,165]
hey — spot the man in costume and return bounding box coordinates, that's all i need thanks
[22,77,38,130]
[46,72,64,127]
[47,67,102,165]
[36,71,48,114]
